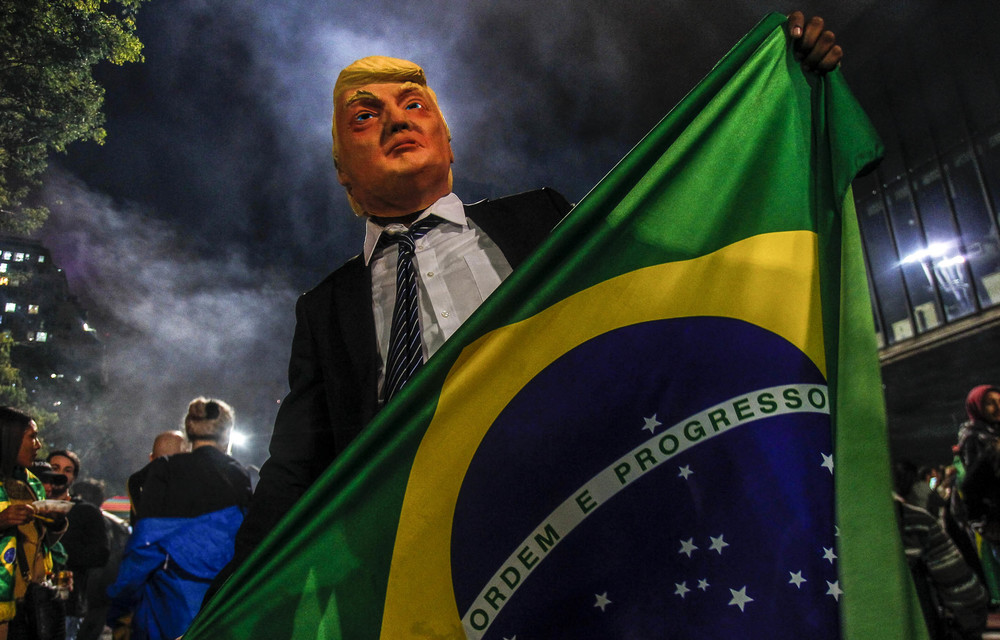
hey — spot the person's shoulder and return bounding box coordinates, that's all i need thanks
[197,447,249,471]
[467,187,572,216]
[899,499,936,521]
[69,497,103,517]
[300,254,366,303]
[144,451,194,477]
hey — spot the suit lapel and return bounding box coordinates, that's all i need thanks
[330,256,380,422]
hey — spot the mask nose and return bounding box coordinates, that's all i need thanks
[385,104,413,134]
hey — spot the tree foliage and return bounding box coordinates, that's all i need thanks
[0,332,57,433]
[0,0,148,234]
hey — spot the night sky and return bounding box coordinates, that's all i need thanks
[35,1,883,479]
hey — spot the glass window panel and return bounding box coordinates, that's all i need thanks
[910,162,975,321]
[857,194,913,344]
[943,146,1000,309]
[977,128,1000,221]
[884,179,944,334]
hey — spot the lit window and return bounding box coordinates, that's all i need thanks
[27,305,38,315]
[0,264,7,273]
[0,278,8,286]
[14,254,23,262]
[36,332,47,342]
[37,256,44,263]
[4,303,15,312]
[2,253,10,261]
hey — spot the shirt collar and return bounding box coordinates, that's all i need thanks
[362,192,466,265]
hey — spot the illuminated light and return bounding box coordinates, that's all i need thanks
[50,373,57,379]
[36,332,47,342]
[230,430,248,447]
[901,242,951,265]
[0,278,7,286]
[4,303,15,312]
[937,255,967,269]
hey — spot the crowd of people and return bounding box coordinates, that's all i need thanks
[892,384,1000,639]
[0,397,249,640]
[0,393,992,640]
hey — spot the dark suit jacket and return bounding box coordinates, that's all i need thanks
[216,188,571,591]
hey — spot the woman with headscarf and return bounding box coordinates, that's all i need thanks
[0,407,66,640]
[954,384,1000,607]
[108,398,251,640]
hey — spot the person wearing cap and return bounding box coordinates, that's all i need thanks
[108,398,251,640]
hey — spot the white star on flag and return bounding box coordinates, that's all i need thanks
[728,586,754,612]
[788,571,807,588]
[678,538,698,558]
[674,581,690,598]
[642,414,662,433]
[821,452,834,474]
[678,465,694,480]
[594,592,611,611]
[708,534,729,554]
[697,578,710,591]
[822,547,837,564]
[826,580,843,601]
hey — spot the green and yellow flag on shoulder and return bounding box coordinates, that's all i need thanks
[187,13,925,640]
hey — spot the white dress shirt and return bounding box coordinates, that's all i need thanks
[364,193,512,398]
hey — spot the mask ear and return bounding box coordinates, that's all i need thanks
[336,167,351,192]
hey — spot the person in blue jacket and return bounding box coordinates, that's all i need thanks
[108,398,251,640]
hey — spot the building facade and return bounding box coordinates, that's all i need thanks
[0,235,103,447]
[845,0,1000,463]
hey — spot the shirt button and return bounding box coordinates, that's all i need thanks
[441,310,450,318]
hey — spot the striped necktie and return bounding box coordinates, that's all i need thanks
[378,216,442,402]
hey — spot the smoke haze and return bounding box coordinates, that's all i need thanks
[38,0,910,484]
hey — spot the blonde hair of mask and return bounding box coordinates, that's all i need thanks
[331,56,453,216]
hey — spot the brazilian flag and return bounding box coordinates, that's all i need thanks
[187,13,925,640]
